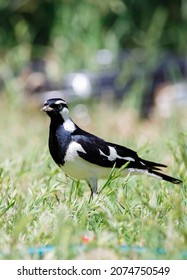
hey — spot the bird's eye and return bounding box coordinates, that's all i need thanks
[57,104,63,110]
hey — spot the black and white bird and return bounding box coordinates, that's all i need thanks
[41,98,182,200]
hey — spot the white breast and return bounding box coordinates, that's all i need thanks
[61,156,113,180]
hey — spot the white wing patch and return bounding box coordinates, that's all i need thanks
[108,146,118,160]
[99,146,135,162]
[64,142,86,162]
[124,156,135,161]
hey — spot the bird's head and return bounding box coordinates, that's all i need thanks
[41,98,69,120]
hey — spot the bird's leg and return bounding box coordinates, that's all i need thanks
[89,190,93,203]
[87,178,98,203]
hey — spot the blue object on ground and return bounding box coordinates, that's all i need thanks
[27,245,187,259]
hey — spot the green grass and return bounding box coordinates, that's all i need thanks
[0,96,187,260]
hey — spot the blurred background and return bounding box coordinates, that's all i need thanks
[1,0,187,119]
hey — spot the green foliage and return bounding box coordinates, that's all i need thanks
[0,0,187,72]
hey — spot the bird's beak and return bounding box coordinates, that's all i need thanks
[41,105,53,112]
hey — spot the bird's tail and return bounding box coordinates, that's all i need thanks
[139,157,182,184]
[140,158,167,171]
[148,169,182,184]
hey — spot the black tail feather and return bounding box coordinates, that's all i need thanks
[141,158,167,171]
[148,169,182,184]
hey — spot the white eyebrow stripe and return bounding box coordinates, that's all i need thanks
[55,100,67,105]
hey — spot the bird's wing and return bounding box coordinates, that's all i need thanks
[72,134,118,168]
[71,132,182,185]
[106,141,167,170]
[73,131,167,170]
[72,132,141,169]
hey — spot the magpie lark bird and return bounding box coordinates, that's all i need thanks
[41,98,182,201]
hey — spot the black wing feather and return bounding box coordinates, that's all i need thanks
[72,130,164,170]
[72,128,182,184]
[72,128,175,176]
[73,134,115,168]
